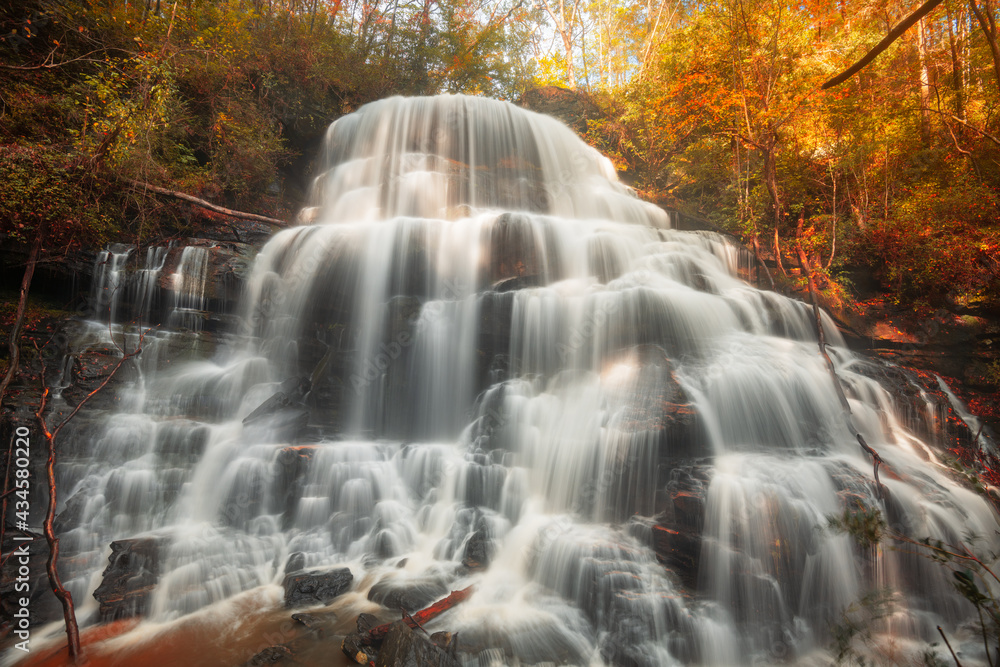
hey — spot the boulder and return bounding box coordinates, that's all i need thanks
[375,621,460,667]
[368,576,450,612]
[93,537,162,622]
[282,567,353,608]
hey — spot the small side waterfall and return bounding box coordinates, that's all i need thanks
[41,95,998,666]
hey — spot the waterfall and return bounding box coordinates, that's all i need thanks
[42,94,998,666]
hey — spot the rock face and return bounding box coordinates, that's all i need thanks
[93,538,162,622]
[282,567,353,608]
[651,466,712,589]
[156,239,257,312]
[518,87,603,135]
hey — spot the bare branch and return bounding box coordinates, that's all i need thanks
[822,0,945,89]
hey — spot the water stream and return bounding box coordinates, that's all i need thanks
[31,94,1000,666]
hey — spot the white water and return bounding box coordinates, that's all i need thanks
[44,95,999,665]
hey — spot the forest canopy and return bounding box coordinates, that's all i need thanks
[2,0,1000,311]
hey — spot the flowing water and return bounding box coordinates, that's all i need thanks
[30,95,1000,666]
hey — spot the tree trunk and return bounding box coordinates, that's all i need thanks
[0,219,50,555]
[917,17,933,144]
[763,146,787,276]
[971,0,1000,96]
[945,0,966,118]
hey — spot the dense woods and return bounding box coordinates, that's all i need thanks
[3,0,1000,312]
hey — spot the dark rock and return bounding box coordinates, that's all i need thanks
[284,552,306,574]
[650,465,712,589]
[157,239,256,310]
[651,525,701,590]
[492,275,544,292]
[243,386,310,442]
[244,645,296,666]
[290,610,338,639]
[461,526,494,571]
[368,576,450,612]
[274,445,319,529]
[357,612,381,634]
[93,537,162,622]
[279,376,312,401]
[54,476,102,534]
[342,632,378,665]
[482,212,545,286]
[282,568,353,608]
[375,621,460,667]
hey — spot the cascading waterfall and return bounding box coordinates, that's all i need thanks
[37,94,999,666]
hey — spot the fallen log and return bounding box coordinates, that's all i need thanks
[367,585,474,643]
[124,179,288,227]
[342,585,475,665]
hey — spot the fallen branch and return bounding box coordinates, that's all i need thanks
[938,625,965,667]
[125,179,288,227]
[822,0,945,89]
[367,586,475,644]
[795,245,885,488]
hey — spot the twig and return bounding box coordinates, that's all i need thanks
[938,625,965,666]
[401,609,430,636]
[795,245,885,488]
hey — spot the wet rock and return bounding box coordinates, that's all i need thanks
[357,612,381,633]
[61,344,130,410]
[93,537,162,622]
[243,382,310,441]
[492,274,544,292]
[650,466,712,590]
[619,346,707,462]
[282,567,353,608]
[290,610,338,638]
[375,621,460,667]
[157,239,256,310]
[284,552,306,574]
[482,212,545,286]
[342,632,378,665]
[154,419,210,459]
[244,645,296,666]
[368,576,450,612]
[651,525,701,590]
[461,526,494,571]
[54,476,103,534]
